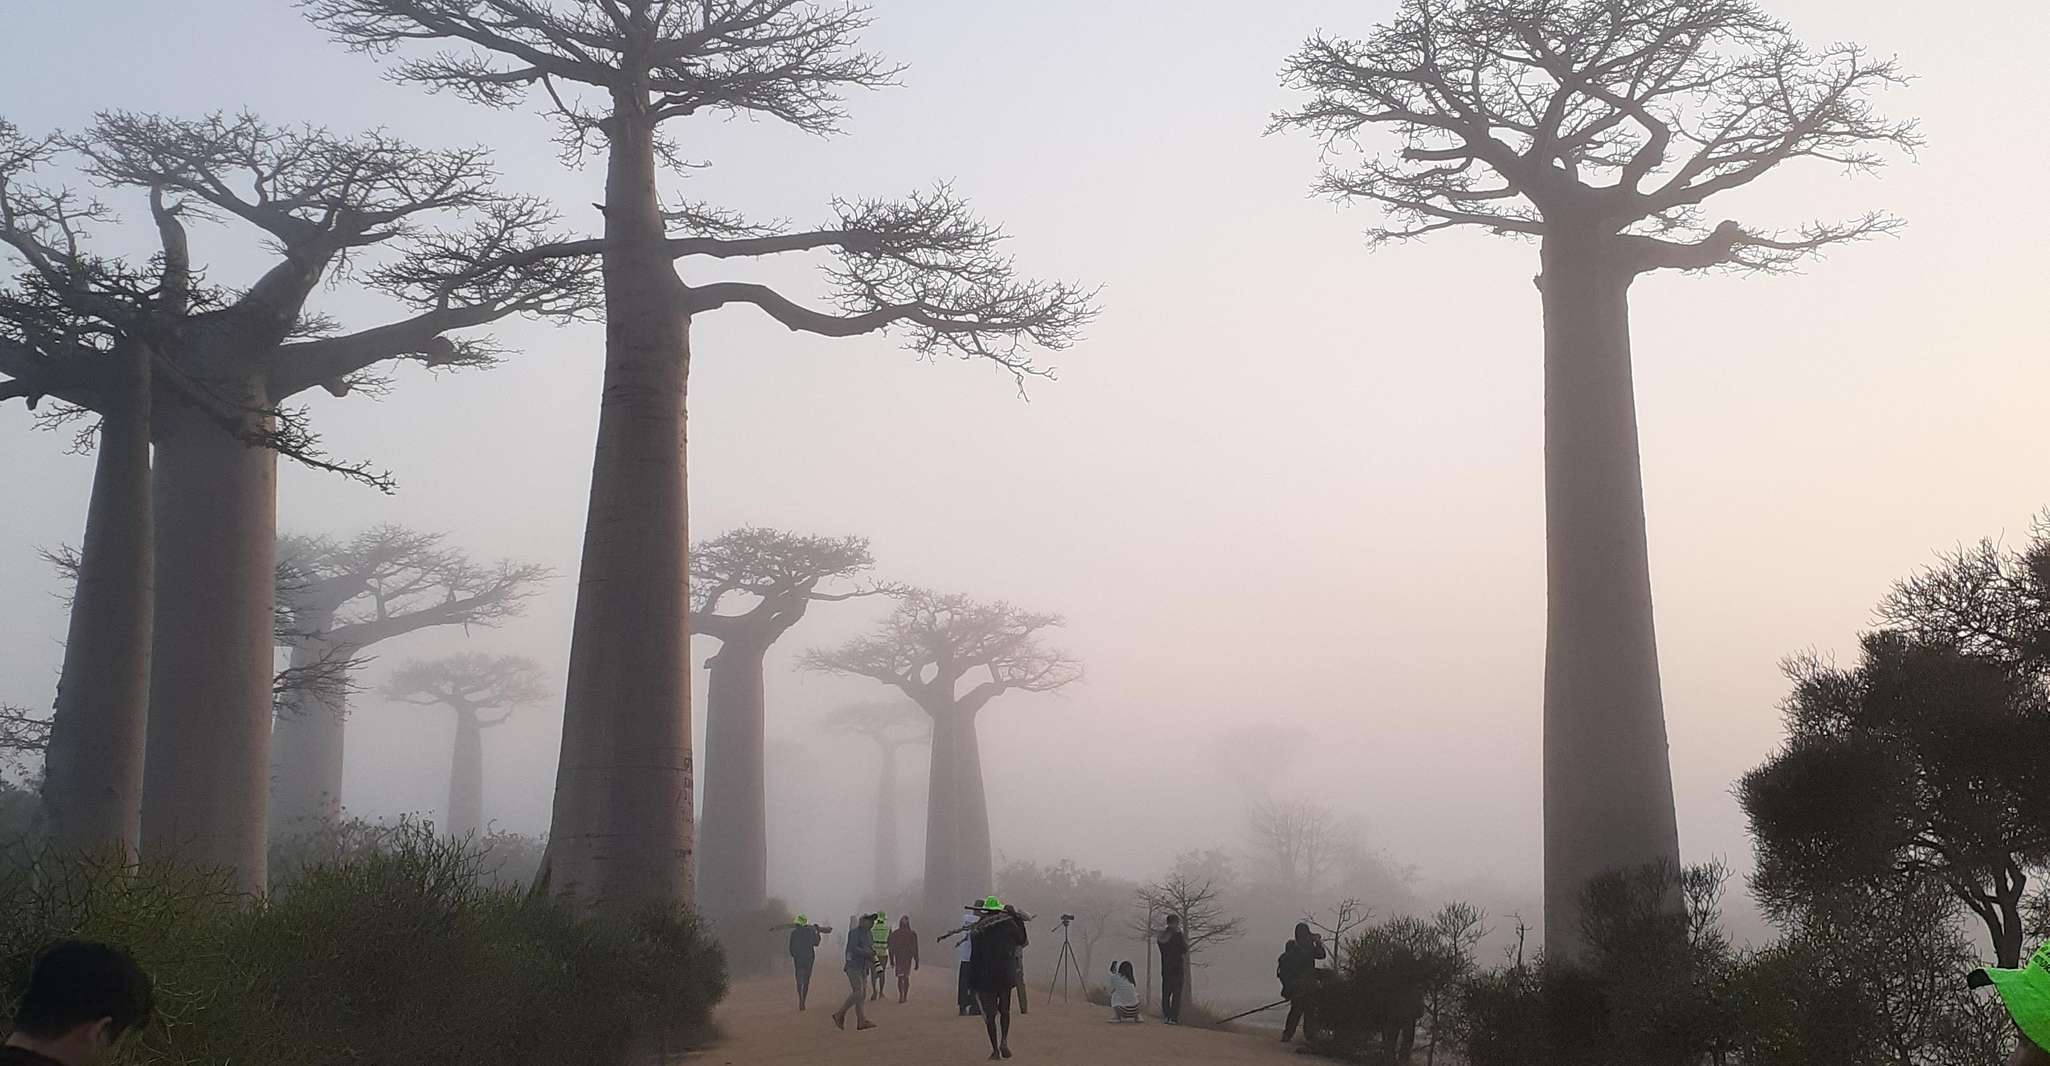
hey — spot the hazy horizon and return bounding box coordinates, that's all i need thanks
[4,0,2046,943]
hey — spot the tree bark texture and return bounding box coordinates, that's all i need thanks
[873,739,900,899]
[41,343,153,857]
[697,638,768,924]
[140,381,278,892]
[268,628,345,837]
[540,98,696,915]
[447,707,484,839]
[921,711,993,925]
[1538,233,1682,960]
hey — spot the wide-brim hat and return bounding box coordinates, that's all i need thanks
[1970,941,2050,1053]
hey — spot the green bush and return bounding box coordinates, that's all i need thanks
[0,825,726,1065]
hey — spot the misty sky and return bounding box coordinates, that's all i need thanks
[2,1,2046,926]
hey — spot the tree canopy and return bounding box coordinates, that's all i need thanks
[1271,0,1921,272]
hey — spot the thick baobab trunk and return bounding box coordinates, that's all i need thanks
[41,344,153,856]
[921,715,960,923]
[921,711,992,923]
[873,740,900,898]
[140,383,278,892]
[1538,234,1681,960]
[447,707,484,839]
[697,638,768,924]
[540,99,695,915]
[268,629,346,837]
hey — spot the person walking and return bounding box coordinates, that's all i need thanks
[888,916,920,1003]
[1156,913,1189,1024]
[831,913,879,1032]
[869,914,890,1001]
[3,941,154,1066]
[786,915,829,1011]
[956,907,981,1016]
[1280,922,1328,1043]
[967,899,1028,1060]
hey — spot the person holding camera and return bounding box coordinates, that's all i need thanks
[831,913,880,1032]
[1156,914,1189,1024]
[1106,961,1142,1023]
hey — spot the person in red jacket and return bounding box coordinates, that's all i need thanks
[887,916,920,1003]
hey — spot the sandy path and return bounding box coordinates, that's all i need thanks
[693,973,1304,1065]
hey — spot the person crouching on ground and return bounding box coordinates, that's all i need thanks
[888,916,920,1004]
[968,898,1029,1060]
[1107,961,1142,1023]
[832,913,880,1032]
[3,941,154,1066]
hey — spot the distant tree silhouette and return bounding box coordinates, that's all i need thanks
[1274,0,1919,957]
[689,529,884,924]
[270,528,547,834]
[382,653,549,838]
[1740,632,2050,968]
[308,0,1095,915]
[827,701,929,900]
[805,590,1079,924]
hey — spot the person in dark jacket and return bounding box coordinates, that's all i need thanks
[968,900,1029,1059]
[1279,921,1327,1043]
[2,941,153,1066]
[887,916,920,1003]
[786,915,830,1011]
[1156,914,1189,1023]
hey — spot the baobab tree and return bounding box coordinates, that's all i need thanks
[270,528,547,834]
[1,118,176,857]
[804,590,1081,923]
[28,112,593,891]
[689,528,883,924]
[382,653,549,838]
[1273,0,1918,957]
[825,700,930,899]
[308,0,1095,914]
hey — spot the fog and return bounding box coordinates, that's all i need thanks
[4,0,2047,1003]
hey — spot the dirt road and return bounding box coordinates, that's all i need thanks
[694,973,1305,1065]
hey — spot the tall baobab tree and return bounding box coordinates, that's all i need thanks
[270,528,547,834]
[31,112,593,891]
[689,528,883,924]
[2,118,179,857]
[826,700,930,899]
[382,653,549,838]
[308,0,1096,915]
[805,590,1081,923]
[1272,0,1918,957]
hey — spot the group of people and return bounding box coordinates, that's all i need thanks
[783,912,921,1028]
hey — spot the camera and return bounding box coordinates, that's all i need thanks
[1059,913,1076,923]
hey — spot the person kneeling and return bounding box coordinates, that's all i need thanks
[1107,961,1142,1023]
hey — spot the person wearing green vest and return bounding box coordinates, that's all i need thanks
[869,913,891,1001]
[1971,942,2050,1065]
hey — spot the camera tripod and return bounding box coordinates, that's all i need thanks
[1048,916,1086,1001]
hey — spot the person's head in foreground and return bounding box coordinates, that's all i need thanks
[1969,941,2050,1066]
[6,941,154,1066]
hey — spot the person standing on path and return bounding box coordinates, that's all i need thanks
[956,908,982,1016]
[968,900,1029,1060]
[1156,913,1189,1024]
[831,913,879,1032]
[869,914,890,1001]
[786,915,829,1011]
[1280,922,1328,1043]
[3,941,154,1066]
[888,916,920,1003]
